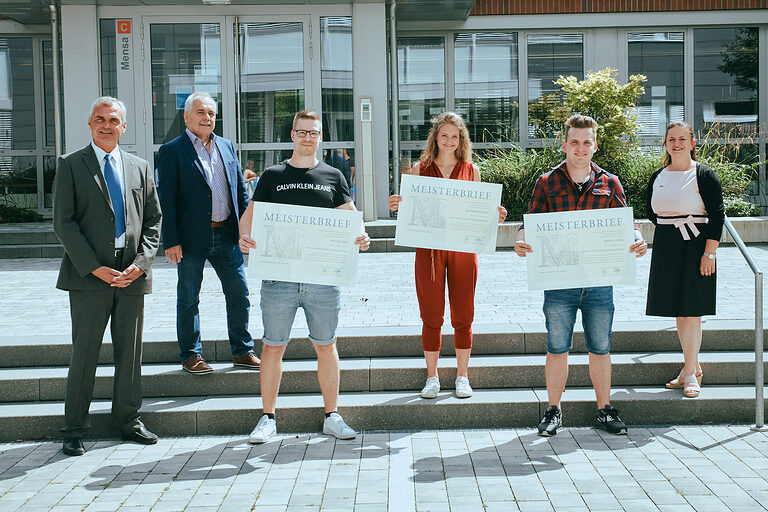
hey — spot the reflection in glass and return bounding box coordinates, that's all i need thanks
[321,17,353,143]
[150,24,222,144]
[323,147,356,202]
[628,32,684,137]
[43,156,55,208]
[0,38,35,150]
[398,37,445,142]
[43,40,64,148]
[99,19,118,98]
[0,156,37,209]
[694,27,758,132]
[238,23,304,144]
[454,32,519,143]
[527,34,583,137]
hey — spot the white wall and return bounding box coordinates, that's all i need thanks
[353,2,391,219]
[61,5,100,153]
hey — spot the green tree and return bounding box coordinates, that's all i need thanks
[555,67,646,170]
[718,28,759,99]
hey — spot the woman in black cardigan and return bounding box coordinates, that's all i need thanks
[645,121,724,398]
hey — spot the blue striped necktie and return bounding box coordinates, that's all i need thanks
[103,154,125,238]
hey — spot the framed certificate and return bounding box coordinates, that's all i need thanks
[246,202,362,287]
[523,207,637,291]
[394,174,503,254]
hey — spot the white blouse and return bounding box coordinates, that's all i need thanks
[651,167,707,217]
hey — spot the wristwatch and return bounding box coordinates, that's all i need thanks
[704,253,716,260]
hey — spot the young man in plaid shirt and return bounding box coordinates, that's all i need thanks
[515,114,648,436]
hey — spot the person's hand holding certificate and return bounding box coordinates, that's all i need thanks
[245,202,362,287]
[394,174,502,254]
[522,207,637,291]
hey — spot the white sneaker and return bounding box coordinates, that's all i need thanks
[420,376,440,399]
[248,414,276,444]
[455,376,473,398]
[322,413,356,440]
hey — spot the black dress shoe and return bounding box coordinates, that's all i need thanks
[122,425,158,445]
[62,437,84,456]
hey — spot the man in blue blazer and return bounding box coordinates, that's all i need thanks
[156,91,259,374]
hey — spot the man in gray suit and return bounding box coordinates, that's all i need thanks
[53,96,162,456]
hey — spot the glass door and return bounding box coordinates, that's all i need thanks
[145,19,225,154]
[233,17,311,177]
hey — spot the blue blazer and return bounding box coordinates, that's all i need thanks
[156,133,249,254]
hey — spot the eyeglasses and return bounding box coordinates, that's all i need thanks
[294,130,321,140]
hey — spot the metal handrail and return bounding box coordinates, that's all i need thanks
[723,216,766,431]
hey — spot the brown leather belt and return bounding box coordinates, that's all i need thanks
[211,221,226,228]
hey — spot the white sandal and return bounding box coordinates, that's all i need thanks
[683,374,700,398]
[666,368,703,389]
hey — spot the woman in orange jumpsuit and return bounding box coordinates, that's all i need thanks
[389,112,507,399]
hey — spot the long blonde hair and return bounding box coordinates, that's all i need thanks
[661,121,697,168]
[420,112,473,165]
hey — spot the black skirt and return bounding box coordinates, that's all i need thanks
[646,223,716,317]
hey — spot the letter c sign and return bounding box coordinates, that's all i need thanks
[117,20,131,34]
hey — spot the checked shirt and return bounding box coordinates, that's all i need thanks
[523,160,628,225]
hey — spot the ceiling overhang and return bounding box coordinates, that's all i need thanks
[0,1,476,26]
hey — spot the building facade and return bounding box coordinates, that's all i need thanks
[1,0,767,219]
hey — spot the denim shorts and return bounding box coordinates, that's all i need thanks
[260,280,341,346]
[542,286,614,355]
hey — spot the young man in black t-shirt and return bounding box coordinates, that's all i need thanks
[238,110,370,443]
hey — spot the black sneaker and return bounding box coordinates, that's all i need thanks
[595,405,627,435]
[537,406,562,436]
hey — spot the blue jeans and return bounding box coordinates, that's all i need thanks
[176,227,254,362]
[260,281,341,346]
[543,286,614,355]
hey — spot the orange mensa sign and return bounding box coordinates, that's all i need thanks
[117,20,131,34]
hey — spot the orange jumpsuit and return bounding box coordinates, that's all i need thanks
[414,161,479,351]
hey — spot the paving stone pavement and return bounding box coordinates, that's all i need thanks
[1,426,767,511]
[2,248,768,510]
[1,245,767,337]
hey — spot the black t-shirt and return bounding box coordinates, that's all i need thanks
[251,160,351,208]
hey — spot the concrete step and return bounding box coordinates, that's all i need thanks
[3,324,765,367]
[0,244,63,258]
[0,353,764,403]
[2,218,767,258]
[0,386,764,442]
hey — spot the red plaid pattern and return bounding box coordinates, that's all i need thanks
[524,161,628,223]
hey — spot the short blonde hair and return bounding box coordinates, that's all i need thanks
[420,112,473,165]
[563,114,598,141]
[292,110,321,129]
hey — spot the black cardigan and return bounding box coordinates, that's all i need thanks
[646,162,725,241]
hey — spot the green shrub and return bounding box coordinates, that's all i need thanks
[0,204,44,223]
[479,142,563,221]
[724,196,761,217]
[478,68,762,219]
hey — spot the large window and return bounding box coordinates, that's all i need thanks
[238,22,304,145]
[398,37,445,142]
[0,36,60,212]
[628,32,685,137]
[454,32,519,143]
[0,38,35,151]
[320,17,353,143]
[527,34,583,137]
[150,23,222,144]
[694,27,758,132]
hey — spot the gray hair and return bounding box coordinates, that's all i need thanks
[89,96,127,124]
[184,92,217,114]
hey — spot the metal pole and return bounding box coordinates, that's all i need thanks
[233,17,242,165]
[389,1,400,194]
[49,3,62,159]
[752,270,766,431]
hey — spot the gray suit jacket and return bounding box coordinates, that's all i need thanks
[53,145,162,295]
